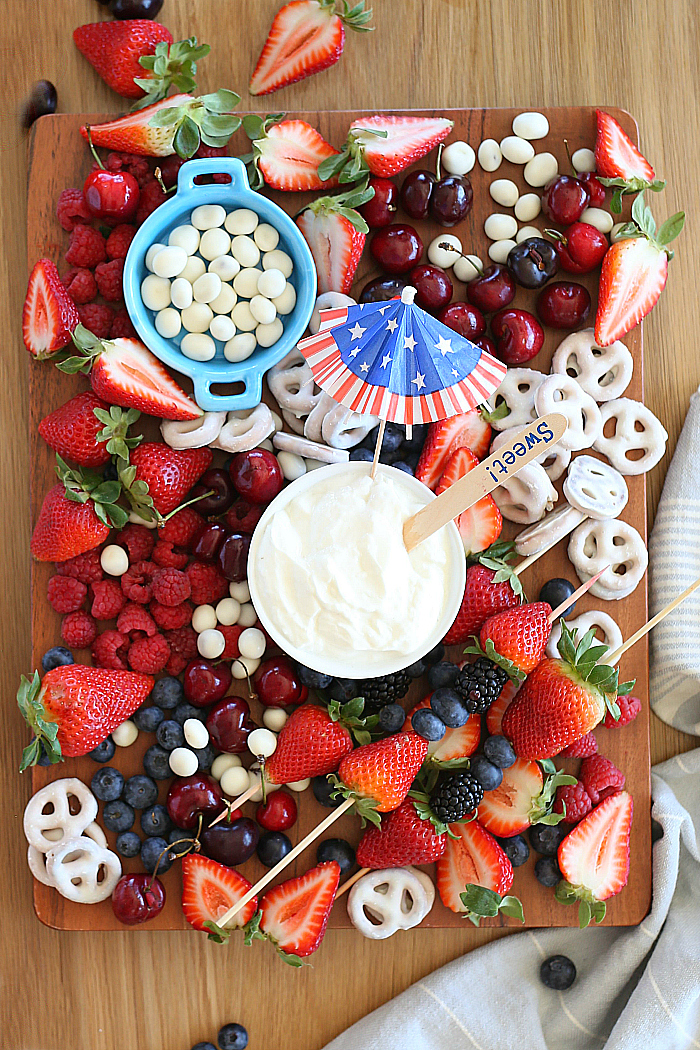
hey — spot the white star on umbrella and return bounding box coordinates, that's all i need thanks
[377,305,390,315]
[349,344,362,358]
[386,318,398,333]
[360,362,370,373]
[381,353,392,368]
[412,371,426,391]
[435,335,454,356]
[349,322,366,340]
[451,368,460,378]
[404,334,417,352]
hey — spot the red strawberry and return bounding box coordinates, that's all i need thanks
[129,443,212,516]
[297,191,366,294]
[247,116,339,191]
[557,790,633,926]
[416,410,492,489]
[486,679,520,736]
[475,601,552,677]
[477,757,575,838]
[436,447,502,555]
[73,20,173,101]
[181,854,257,933]
[402,698,480,762]
[82,94,196,156]
[594,110,656,184]
[17,664,153,767]
[265,703,355,785]
[436,819,513,913]
[336,732,428,819]
[38,392,139,468]
[333,114,453,179]
[22,259,80,360]
[254,862,340,960]
[443,560,523,648]
[31,484,111,563]
[249,0,372,96]
[356,797,446,868]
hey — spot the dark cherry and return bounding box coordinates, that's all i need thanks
[359,275,407,303]
[466,265,516,313]
[536,282,591,329]
[437,302,486,340]
[475,334,497,356]
[254,657,309,708]
[256,789,298,832]
[190,468,235,516]
[110,0,164,17]
[166,773,224,830]
[111,873,165,925]
[507,237,559,289]
[359,177,398,228]
[550,222,608,274]
[491,308,545,365]
[370,224,423,274]
[229,448,283,505]
[430,175,473,227]
[183,659,232,707]
[408,265,453,310]
[224,499,265,534]
[541,175,589,226]
[22,80,57,128]
[579,172,606,208]
[399,169,436,219]
[206,696,255,753]
[218,532,251,582]
[191,521,230,564]
[200,816,259,866]
[158,154,185,189]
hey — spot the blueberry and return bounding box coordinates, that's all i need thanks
[534,856,562,887]
[469,755,503,791]
[529,823,567,856]
[496,834,530,867]
[41,646,74,673]
[193,743,216,772]
[123,774,158,809]
[411,707,446,741]
[110,0,164,19]
[217,1022,249,1050]
[379,447,401,465]
[191,1043,217,1050]
[168,828,198,856]
[140,835,172,874]
[540,954,576,990]
[115,831,142,858]
[378,703,406,734]
[295,663,334,690]
[156,719,185,751]
[88,737,116,763]
[173,701,206,726]
[140,803,172,837]
[403,658,426,678]
[317,837,356,876]
[22,79,58,128]
[483,734,517,768]
[133,705,165,733]
[349,447,374,462]
[427,661,459,690]
[143,744,171,780]
[91,766,125,802]
[327,677,359,702]
[391,460,414,475]
[539,578,577,619]
[423,642,445,666]
[102,461,119,481]
[312,776,341,808]
[368,421,404,454]
[651,817,664,845]
[152,676,184,710]
[103,800,136,833]
[36,750,51,766]
[257,831,292,867]
[430,687,469,728]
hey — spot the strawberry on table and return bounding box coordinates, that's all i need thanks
[356,796,447,868]
[128,443,212,516]
[415,409,492,489]
[320,114,453,182]
[443,544,524,648]
[73,20,174,102]
[595,109,665,211]
[22,259,80,360]
[17,664,153,767]
[436,819,515,916]
[468,601,552,678]
[477,757,576,838]
[38,393,141,469]
[296,186,371,294]
[181,854,258,938]
[245,861,341,964]
[402,698,480,765]
[265,700,365,786]
[435,447,502,556]
[332,732,429,824]
[243,115,340,191]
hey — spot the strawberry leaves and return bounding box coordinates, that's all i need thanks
[611,192,685,257]
[302,185,375,234]
[459,885,524,927]
[133,37,211,111]
[17,671,62,770]
[242,912,304,967]
[93,405,142,464]
[240,112,286,189]
[598,175,666,214]
[326,696,377,745]
[474,539,525,602]
[55,455,129,530]
[147,90,242,158]
[555,879,607,928]
[529,762,577,826]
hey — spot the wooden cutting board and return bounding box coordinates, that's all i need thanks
[27,107,650,931]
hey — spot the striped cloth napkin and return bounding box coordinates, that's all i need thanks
[649,385,700,734]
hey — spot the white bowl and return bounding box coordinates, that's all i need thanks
[247,461,466,680]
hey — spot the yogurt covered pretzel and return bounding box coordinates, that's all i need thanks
[486,368,546,431]
[304,392,379,450]
[212,404,276,453]
[23,778,98,854]
[491,427,571,482]
[515,502,587,557]
[45,836,121,904]
[161,411,227,449]
[568,517,648,600]
[27,822,107,887]
[546,609,623,660]
[593,397,668,475]
[267,347,321,419]
[551,329,633,402]
[534,373,602,451]
[563,455,628,520]
[347,866,435,939]
[493,461,558,524]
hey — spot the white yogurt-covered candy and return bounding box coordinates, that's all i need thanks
[232,655,260,678]
[197,628,225,659]
[489,179,519,207]
[516,226,542,243]
[270,411,283,432]
[220,765,250,796]
[428,234,461,268]
[155,308,182,338]
[199,229,231,264]
[247,727,277,758]
[141,274,171,311]
[181,302,214,333]
[152,246,188,278]
[488,239,517,263]
[168,225,200,255]
[514,193,542,222]
[524,152,559,187]
[230,580,250,603]
[170,748,198,777]
[192,604,217,632]
[257,267,287,299]
[610,222,627,243]
[210,284,237,315]
[253,223,280,252]
[239,627,266,659]
[145,243,166,271]
[580,208,614,233]
[572,147,596,173]
[250,294,276,325]
[179,255,206,284]
[258,439,274,453]
[233,267,263,298]
[500,136,535,164]
[231,235,260,268]
[263,708,287,732]
[215,597,240,625]
[231,301,258,332]
[191,204,226,230]
[209,255,240,282]
[256,318,284,347]
[225,208,259,236]
[277,450,306,481]
[210,315,236,342]
[478,139,502,172]
[181,332,216,361]
[224,333,257,362]
[286,778,310,792]
[442,140,475,174]
[112,720,138,747]
[183,719,209,750]
[512,111,549,140]
[484,213,518,240]
[211,753,241,781]
[193,272,222,304]
[453,253,483,282]
[273,282,296,315]
[263,249,293,278]
[171,277,194,310]
[237,603,257,628]
[100,544,129,576]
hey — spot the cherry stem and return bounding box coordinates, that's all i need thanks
[435,142,444,182]
[153,167,176,196]
[84,126,105,171]
[437,241,484,277]
[563,138,575,177]
[147,813,203,889]
[232,659,258,702]
[543,227,567,246]
[156,489,216,526]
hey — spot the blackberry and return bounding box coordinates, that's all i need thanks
[454,657,508,714]
[357,670,411,713]
[430,772,484,824]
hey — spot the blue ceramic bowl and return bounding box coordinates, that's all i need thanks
[123,158,316,412]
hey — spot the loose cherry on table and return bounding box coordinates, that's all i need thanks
[475,334,497,356]
[254,657,308,708]
[183,659,232,707]
[206,696,256,753]
[359,275,407,303]
[256,789,298,832]
[579,172,606,208]
[218,532,252,583]
[536,282,591,329]
[191,521,230,564]
[359,177,398,228]
[540,174,590,226]
[83,128,139,223]
[466,265,516,313]
[546,222,608,274]
[190,468,236,516]
[437,302,486,340]
[166,773,225,830]
[491,308,545,365]
[229,449,283,505]
[430,175,473,227]
[408,264,453,310]
[507,238,559,289]
[200,816,260,866]
[370,224,423,274]
[399,170,436,220]
[111,873,166,925]
[224,499,265,534]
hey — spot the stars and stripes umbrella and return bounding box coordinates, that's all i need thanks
[296,286,507,427]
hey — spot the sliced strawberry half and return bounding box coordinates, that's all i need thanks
[181,854,257,932]
[436,819,513,913]
[594,235,669,347]
[435,447,502,556]
[402,697,480,762]
[258,861,340,958]
[22,259,80,360]
[477,757,575,837]
[297,188,369,294]
[245,116,340,191]
[486,679,520,736]
[595,110,656,183]
[415,411,492,489]
[347,114,453,177]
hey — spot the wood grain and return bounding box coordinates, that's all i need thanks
[2,2,699,1048]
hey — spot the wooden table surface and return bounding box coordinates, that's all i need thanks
[2,2,699,1047]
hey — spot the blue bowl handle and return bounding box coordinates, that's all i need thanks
[192,366,264,413]
[176,157,251,195]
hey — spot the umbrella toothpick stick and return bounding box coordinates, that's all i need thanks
[370,418,387,480]
[335,867,370,898]
[606,574,700,666]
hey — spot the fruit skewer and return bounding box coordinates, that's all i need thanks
[605,573,700,665]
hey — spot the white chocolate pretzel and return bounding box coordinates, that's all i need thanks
[161,411,226,449]
[486,368,546,431]
[593,397,668,475]
[551,329,633,402]
[534,373,602,451]
[267,347,321,418]
[568,517,648,599]
[309,292,357,335]
[514,502,587,557]
[23,779,98,854]
[273,431,349,464]
[493,461,558,524]
[27,821,108,887]
[45,836,121,904]
[546,609,623,660]
[304,392,379,450]
[563,455,628,520]
[212,404,276,453]
[491,427,571,482]
[347,866,435,939]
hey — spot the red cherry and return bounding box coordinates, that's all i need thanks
[541,175,589,225]
[256,789,298,832]
[437,302,486,340]
[111,873,165,925]
[83,170,139,222]
[359,177,398,228]
[183,659,232,707]
[475,334,497,356]
[466,265,516,313]
[189,468,236,516]
[229,449,283,505]
[254,657,308,708]
[166,773,224,830]
[491,308,544,365]
[579,172,606,208]
[536,282,591,329]
[400,170,436,220]
[218,532,251,583]
[206,695,255,753]
[224,499,265,534]
[370,224,423,274]
[200,816,259,866]
[551,222,608,274]
[191,521,230,564]
[408,264,453,310]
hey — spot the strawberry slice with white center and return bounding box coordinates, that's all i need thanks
[595,110,656,183]
[181,854,257,935]
[436,819,513,913]
[557,790,633,927]
[22,259,80,360]
[435,446,502,556]
[244,116,340,192]
[477,757,575,837]
[254,861,340,961]
[415,411,492,489]
[486,679,520,736]
[297,187,370,294]
[402,697,480,762]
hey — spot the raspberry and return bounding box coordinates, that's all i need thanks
[580,755,626,805]
[92,629,130,670]
[560,732,599,758]
[159,507,204,547]
[117,602,157,637]
[604,694,642,729]
[194,144,230,184]
[152,539,189,569]
[158,154,185,188]
[150,599,193,630]
[65,224,107,268]
[47,575,87,614]
[118,524,155,562]
[91,579,127,620]
[61,610,97,648]
[55,549,103,585]
[128,633,170,674]
[554,782,593,825]
[152,567,191,606]
[185,561,228,605]
[77,303,114,339]
[56,188,91,231]
[164,625,198,659]
[105,152,152,186]
[61,267,98,304]
[110,309,137,340]
[121,560,158,604]
[94,258,125,302]
[166,651,188,676]
[225,500,264,534]
[219,624,243,660]
[106,224,137,261]
[136,179,167,226]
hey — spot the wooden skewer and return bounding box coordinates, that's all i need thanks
[335,867,370,898]
[547,566,608,623]
[370,417,387,480]
[606,574,700,666]
[207,781,261,828]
